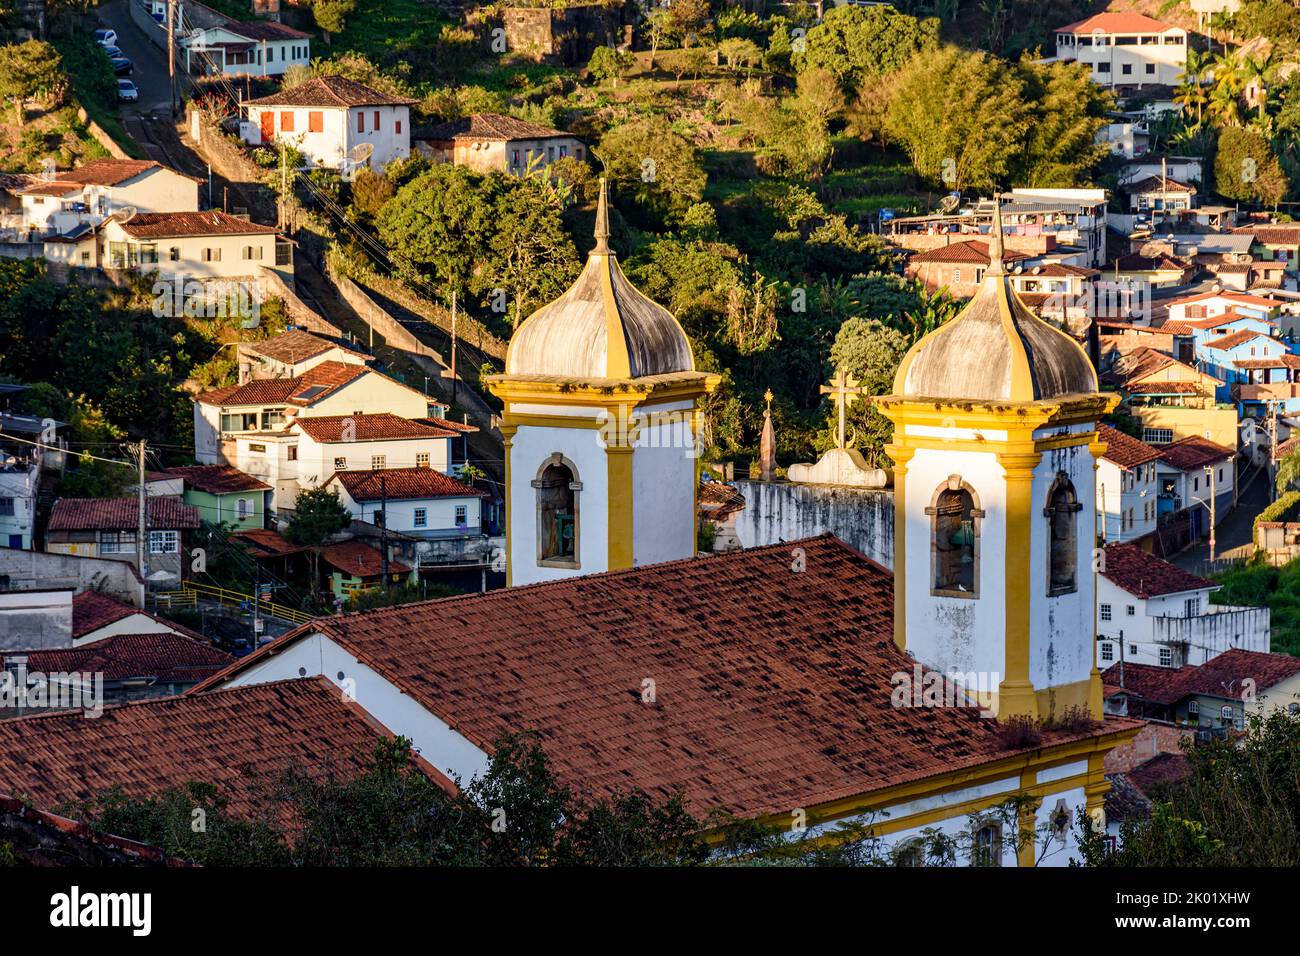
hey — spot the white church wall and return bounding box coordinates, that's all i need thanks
[632,409,696,565]
[903,447,1009,684]
[509,422,609,585]
[1028,439,1100,699]
[223,631,492,784]
[732,481,894,567]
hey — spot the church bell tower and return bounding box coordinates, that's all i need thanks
[875,205,1118,720]
[487,181,719,586]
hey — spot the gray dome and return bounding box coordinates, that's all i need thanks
[504,180,694,380]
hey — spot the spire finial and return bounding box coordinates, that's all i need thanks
[593,177,611,255]
[987,194,1006,277]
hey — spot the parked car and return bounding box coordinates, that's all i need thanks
[116,79,139,103]
[92,28,117,46]
[102,44,124,59]
[111,57,133,77]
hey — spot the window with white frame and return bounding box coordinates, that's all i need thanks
[99,531,135,554]
[236,498,250,519]
[416,453,430,469]
[1159,646,1172,666]
[149,530,178,554]
[1100,642,1114,662]
[1188,699,1199,715]
[413,508,427,528]
[371,455,386,470]
[455,504,467,527]
[1100,603,1112,621]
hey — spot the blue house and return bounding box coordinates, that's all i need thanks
[1196,328,1295,400]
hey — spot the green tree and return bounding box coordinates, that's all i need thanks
[313,0,357,40]
[1078,712,1300,866]
[793,4,940,94]
[1013,58,1113,187]
[1215,125,1288,206]
[885,45,1030,191]
[664,0,711,49]
[0,39,62,127]
[596,115,707,225]
[587,45,634,86]
[284,487,351,601]
[1276,446,1300,495]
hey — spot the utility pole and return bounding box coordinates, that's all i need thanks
[450,288,458,406]
[1206,464,1217,563]
[167,0,177,119]
[278,142,287,231]
[379,472,389,590]
[1268,399,1279,501]
[252,559,261,647]
[136,439,148,582]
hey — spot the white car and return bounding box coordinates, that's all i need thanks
[117,79,139,103]
[93,28,118,47]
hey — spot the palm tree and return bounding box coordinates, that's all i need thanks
[1208,51,1244,126]
[1181,47,1212,124]
[1239,50,1277,121]
[1277,447,1300,496]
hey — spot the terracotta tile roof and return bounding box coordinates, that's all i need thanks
[0,794,186,865]
[1235,224,1300,246]
[1127,752,1189,794]
[245,328,366,365]
[71,590,205,642]
[1167,290,1280,309]
[908,240,1030,266]
[1125,175,1195,194]
[164,464,271,494]
[420,112,572,142]
[115,211,277,239]
[195,360,369,407]
[35,159,198,188]
[1157,435,1235,471]
[1202,329,1274,351]
[1114,252,1191,273]
[1097,425,1161,469]
[699,480,745,521]
[319,539,411,577]
[233,527,308,557]
[1232,355,1300,370]
[4,632,233,684]
[1125,380,1208,395]
[1113,345,1177,381]
[0,678,389,819]
[245,74,416,109]
[1158,319,1200,336]
[197,535,1143,819]
[329,467,486,502]
[295,413,457,443]
[1104,650,1300,705]
[49,496,200,531]
[417,416,478,434]
[1273,436,1300,461]
[1100,542,1215,598]
[225,19,309,41]
[1103,771,1151,823]
[1058,12,1179,33]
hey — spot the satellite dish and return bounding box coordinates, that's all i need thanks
[938,193,961,214]
[116,205,138,222]
[342,143,375,181]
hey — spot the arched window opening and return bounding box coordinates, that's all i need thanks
[1045,472,1081,596]
[928,477,982,597]
[533,456,580,566]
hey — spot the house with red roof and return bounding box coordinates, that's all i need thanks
[45,497,201,588]
[1052,13,1188,90]
[1103,648,1299,735]
[236,328,369,383]
[1095,425,1162,543]
[163,464,271,530]
[1097,544,1268,671]
[72,590,206,648]
[1152,435,1236,529]
[903,239,1030,297]
[326,466,488,538]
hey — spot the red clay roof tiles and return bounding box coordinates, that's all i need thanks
[0,678,387,819]
[1156,435,1235,471]
[1101,543,1215,599]
[319,539,412,577]
[4,632,233,684]
[199,535,1142,818]
[296,414,458,442]
[164,464,271,494]
[49,496,200,531]
[1097,425,1161,469]
[329,467,486,501]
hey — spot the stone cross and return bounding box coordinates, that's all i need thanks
[820,368,866,451]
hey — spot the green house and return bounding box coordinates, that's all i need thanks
[164,465,271,531]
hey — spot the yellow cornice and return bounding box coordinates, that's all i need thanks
[487,373,719,409]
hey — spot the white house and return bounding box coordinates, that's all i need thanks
[415,113,586,177]
[1096,425,1160,544]
[1154,436,1236,523]
[242,75,416,172]
[237,328,369,383]
[1053,12,1188,89]
[3,159,200,241]
[182,19,311,78]
[1098,543,1269,669]
[97,211,288,282]
[326,466,487,536]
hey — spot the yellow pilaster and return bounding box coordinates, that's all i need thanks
[997,450,1042,720]
[500,423,518,587]
[1018,769,1038,867]
[884,442,915,651]
[606,406,636,569]
[1084,751,1109,834]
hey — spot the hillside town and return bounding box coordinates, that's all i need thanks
[0,0,1297,907]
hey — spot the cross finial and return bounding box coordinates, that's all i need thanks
[593,177,611,255]
[819,368,866,451]
[763,388,773,412]
[987,194,1006,277]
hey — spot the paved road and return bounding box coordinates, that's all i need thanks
[96,0,175,118]
[1173,462,1271,572]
